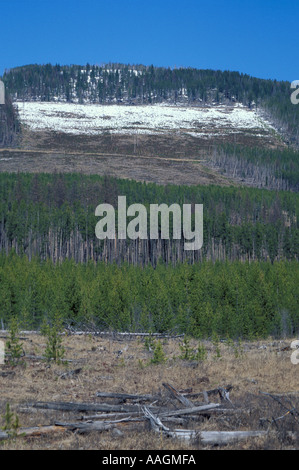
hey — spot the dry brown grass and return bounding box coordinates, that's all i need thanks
[0,125,285,187]
[0,333,298,450]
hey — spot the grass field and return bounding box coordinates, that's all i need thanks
[1,332,298,450]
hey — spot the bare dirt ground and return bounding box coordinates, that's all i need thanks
[0,333,298,450]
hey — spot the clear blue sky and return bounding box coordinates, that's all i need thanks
[0,0,298,82]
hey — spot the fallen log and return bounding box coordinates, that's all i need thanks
[162,383,194,408]
[17,353,74,363]
[26,400,166,414]
[202,391,209,404]
[0,371,16,378]
[143,406,267,446]
[0,425,67,441]
[80,407,240,423]
[54,417,147,434]
[66,329,184,339]
[54,421,119,433]
[95,392,154,402]
[198,430,268,446]
[259,391,299,420]
[0,330,40,336]
[183,385,233,399]
[81,412,142,420]
[160,403,220,418]
[58,368,82,379]
[80,413,193,426]
[0,335,29,340]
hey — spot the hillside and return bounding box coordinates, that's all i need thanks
[0,63,298,339]
[1,2,298,454]
[1,63,298,192]
[3,63,299,147]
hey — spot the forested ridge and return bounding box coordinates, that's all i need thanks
[3,62,299,146]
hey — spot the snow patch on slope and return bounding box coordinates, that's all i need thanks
[16,102,276,138]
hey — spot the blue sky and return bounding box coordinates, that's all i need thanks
[0,0,298,81]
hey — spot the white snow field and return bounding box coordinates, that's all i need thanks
[15,101,275,138]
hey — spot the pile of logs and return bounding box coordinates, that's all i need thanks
[0,381,272,447]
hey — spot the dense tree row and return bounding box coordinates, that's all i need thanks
[209,144,299,192]
[3,63,299,146]
[0,173,298,265]
[0,252,297,339]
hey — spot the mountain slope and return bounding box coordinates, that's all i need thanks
[1,63,299,191]
[3,63,299,146]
